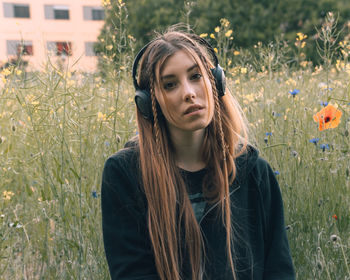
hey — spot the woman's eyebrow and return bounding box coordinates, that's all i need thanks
[161,64,199,80]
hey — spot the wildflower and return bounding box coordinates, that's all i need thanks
[264,132,272,144]
[332,214,338,220]
[210,33,215,39]
[104,141,110,147]
[313,104,342,131]
[309,138,320,145]
[320,101,328,107]
[3,191,14,200]
[92,191,98,198]
[272,111,281,117]
[0,214,5,218]
[291,150,298,157]
[215,26,220,33]
[274,170,280,175]
[220,18,230,27]
[1,67,11,76]
[97,112,107,121]
[289,89,300,97]
[225,30,233,37]
[102,0,111,6]
[319,143,330,152]
[296,32,307,41]
[213,48,218,53]
[330,234,338,242]
[106,45,113,51]
[240,67,247,74]
[199,33,208,38]
[233,50,240,56]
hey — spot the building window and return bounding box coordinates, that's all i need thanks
[83,6,105,21]
[85,42,97,56]
[7,40,33,56]
[3,3,30,18]
[47,41,72,56]
[44,5,69,20]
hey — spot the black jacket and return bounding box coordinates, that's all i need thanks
[101,144,295,280]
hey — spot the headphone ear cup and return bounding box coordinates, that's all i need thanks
[211,65,226,97]
[135,89,153,120]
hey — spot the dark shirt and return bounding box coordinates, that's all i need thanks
[101,144,295,279]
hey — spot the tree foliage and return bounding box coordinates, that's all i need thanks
[95,0,350,72]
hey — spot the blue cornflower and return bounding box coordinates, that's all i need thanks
[289,89,300,97]
[320,101,328,107]
[319,144,330,152]
[274,170,280,175]
[309,138,320,145]
[264,132,272,144]
[104,141,110,147]
[347,103,350,106]
[91,191,98,198]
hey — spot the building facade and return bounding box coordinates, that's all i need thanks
[0,0,105,71]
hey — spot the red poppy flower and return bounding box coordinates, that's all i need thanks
[313,104,342,131]
[332,214,338,220]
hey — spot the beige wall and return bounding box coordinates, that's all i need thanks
[0,0,104,72]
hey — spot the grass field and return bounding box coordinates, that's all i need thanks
[1,17,350,280]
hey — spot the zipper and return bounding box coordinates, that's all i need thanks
[199,185,240,225]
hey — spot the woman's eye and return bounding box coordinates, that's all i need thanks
[191,73,202,80]
[163,82,176,90]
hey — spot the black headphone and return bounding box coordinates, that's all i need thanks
[132,35,226,120]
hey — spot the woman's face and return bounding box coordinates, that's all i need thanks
[155,50,214,135]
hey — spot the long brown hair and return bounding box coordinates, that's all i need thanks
[135,28,248,280]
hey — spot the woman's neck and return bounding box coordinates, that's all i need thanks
[169,128,206,172]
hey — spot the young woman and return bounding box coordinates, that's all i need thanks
[101,28,295,280]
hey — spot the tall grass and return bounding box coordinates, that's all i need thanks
[1,12,349,280]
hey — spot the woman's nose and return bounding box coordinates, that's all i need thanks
[183,81,196,101]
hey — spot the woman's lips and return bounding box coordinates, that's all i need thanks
[184,105,203,115]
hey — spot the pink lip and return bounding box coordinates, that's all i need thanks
[184,104,204,115]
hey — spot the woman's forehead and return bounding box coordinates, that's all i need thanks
[158,49,203,77]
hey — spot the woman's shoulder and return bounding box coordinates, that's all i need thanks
[105,140,139,167]
[235,144,277,186]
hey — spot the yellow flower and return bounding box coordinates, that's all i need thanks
[215,27,220,33]
[300,61,308,68]
[97,112,107,121]
[220,18,230,27]
[210,33,215,39]
[199,33,208,38]
[296,32,307,41]
[3,191,14,200]
[102,0,111,6]
[213,48,218,53]
[225,30,233,37]
[16,70,22,75]
[1,68,11,76]
[240,67,247,74]
[106,45,113,51]
[233,50,240,56]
